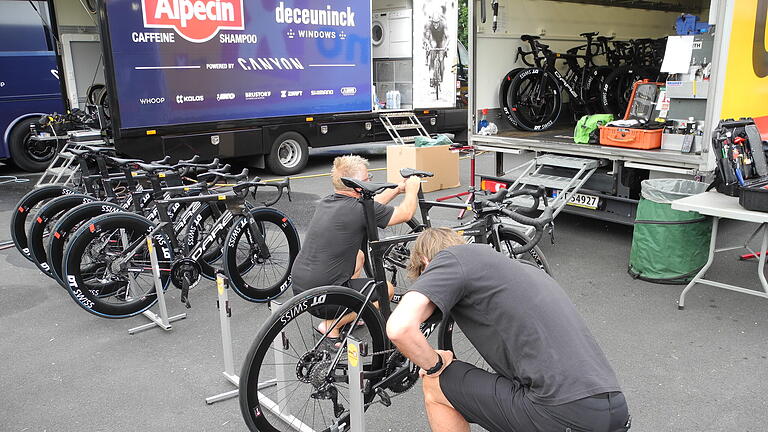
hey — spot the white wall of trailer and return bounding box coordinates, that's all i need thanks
[52,0,104,109]
[473,0,688,109]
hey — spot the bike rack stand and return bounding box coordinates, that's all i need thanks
[206,274,277,404]
[255,332,367,431]
[128,236,187,335]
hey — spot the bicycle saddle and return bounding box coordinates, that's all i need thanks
[341,177,397,194]
[197,168,249,182]
[151,155,172,165]
[597,36,615,42]
[104,156,144,167]
[134,162,173,172]
[520,34,540,41]
[400,168,434,178]
[580,31,599,38]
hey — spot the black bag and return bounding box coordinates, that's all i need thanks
[711,118,767,197]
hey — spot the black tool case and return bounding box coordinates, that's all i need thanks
[740,177,768,212]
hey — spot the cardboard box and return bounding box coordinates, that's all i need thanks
[386,144,460,193]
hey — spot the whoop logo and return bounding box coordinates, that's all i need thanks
[141,0,244,43]
[754,0,768,77]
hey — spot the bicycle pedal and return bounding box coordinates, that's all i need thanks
[375,388,392,407]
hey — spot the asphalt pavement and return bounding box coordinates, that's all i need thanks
[1,147,768,431]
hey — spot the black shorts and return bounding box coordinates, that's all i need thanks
[305,278,379,320]
[440,361,631,432]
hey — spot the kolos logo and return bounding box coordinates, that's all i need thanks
[142,0,245,43]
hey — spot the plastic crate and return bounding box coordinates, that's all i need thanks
[600,127,663,149]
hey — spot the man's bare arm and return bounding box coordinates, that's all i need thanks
[386,291,440,370]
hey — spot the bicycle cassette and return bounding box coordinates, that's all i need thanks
[170,258,202,289]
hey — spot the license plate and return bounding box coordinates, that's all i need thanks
[553,191,599,210]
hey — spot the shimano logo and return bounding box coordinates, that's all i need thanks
[311,89,334,96]
[280,90,303,98]
[245,91,271,100]
[340,87,357,96]
[274,2,356,27]
[139,97,166,104]
[142,0,245,43]
[176,94,204,103]
[216,92,235,101]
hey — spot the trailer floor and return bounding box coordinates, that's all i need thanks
[2,148,768,431]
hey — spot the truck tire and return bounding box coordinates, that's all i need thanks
[266,132,309,175]
[8,118,56,172]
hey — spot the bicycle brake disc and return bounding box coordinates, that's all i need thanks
[170,258,202,289]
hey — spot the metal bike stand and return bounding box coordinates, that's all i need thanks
[206,274,277,404]
[347,337,366,432]
[255,333,367,431]
[128,236,187,335]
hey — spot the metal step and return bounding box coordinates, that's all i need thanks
[379,112,416,118]
[399,136,417,143]
[389,123,423,130]
[536,155,600,170]
[517,173,573,190]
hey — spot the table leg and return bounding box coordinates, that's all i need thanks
[678,217,720,310]
[756,224,768,294]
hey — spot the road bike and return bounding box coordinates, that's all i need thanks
[61,167,300,318]
[363,168,552,296]
[238,172,553,431]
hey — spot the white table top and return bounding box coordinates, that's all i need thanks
[672,191,768,224]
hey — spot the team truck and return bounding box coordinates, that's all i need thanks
[85,0,467,174]
[0,0,65,171]
[467,0,768,224]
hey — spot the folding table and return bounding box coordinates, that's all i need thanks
[672,191,768,309]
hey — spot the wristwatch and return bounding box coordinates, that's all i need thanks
[425,352,444,376]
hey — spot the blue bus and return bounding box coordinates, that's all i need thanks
[0,0,64,171]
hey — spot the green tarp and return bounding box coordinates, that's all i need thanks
[628,179,712,284]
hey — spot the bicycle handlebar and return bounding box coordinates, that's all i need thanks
[232,178,292,206]
[499,205,554,255]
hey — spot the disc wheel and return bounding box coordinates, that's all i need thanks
[499,67,525,129]
[506,68,562,132]
[224,208,300,302]
[239,286,387,432]
[11,185,74,262]
[63,212,173,318]
[27,194,94,277]
[48,201,123,288]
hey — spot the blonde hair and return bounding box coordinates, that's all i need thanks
[407,228,466,279]
[331,155,369,191]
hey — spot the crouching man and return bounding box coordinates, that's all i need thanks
[387,228,631,432]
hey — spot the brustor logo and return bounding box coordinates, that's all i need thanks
[340,86,357,96]
[176,94,204,103]
[216,92,235,101]
[142,0,245,43]
[245,91,271,100]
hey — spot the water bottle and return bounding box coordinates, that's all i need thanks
[393,90,401,109]
[386,91,393,109]
[478,108,489,132]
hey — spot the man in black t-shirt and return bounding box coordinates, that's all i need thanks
[291,155,421,341]
[387,228,631,432]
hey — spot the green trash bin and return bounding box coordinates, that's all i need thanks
[628,179,712,284]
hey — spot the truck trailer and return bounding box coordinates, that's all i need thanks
[467,0,768,224]
[90,0,469,174]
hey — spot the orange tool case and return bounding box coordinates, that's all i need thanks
[600,80,665,150]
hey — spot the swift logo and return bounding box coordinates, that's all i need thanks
[141,0,245,43]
